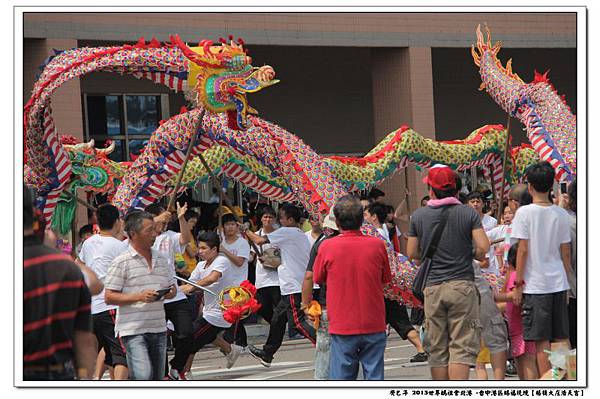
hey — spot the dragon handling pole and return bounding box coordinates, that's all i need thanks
[166,109,206,212]
[193,126,264,257]
[497,115,512,221]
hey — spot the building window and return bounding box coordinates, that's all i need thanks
[84,94,163,162]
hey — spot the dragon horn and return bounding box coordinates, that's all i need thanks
[85,138,95,149]
[97,140,116,155]
[476,24,484,49]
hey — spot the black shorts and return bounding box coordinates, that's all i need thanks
[409,307,425,326]
[385,299,415,340]
[522,291,569,342]
[92,310,127,367]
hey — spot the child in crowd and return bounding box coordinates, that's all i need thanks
[495,244,539,380]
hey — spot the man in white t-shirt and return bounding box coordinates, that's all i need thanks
[78,204,129,380]
[219,213,251,348]
[145,202,193,376]
[251,207,281,325]
[167,232,244,379]
[243,204,316,367]
[511,162,572,376]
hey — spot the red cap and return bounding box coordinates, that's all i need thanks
[422,164,457,190]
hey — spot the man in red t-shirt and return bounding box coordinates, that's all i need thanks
[313,195,392,380]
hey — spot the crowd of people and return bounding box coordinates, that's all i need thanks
[23,160,577,381]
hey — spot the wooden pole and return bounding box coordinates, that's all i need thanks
[194,131,264,256]
[71,207,78,258]
[218,177,224,229]
[497,115,512,221]
[403,167,411,215]
[166,109,206,212]
[63,190,97,212]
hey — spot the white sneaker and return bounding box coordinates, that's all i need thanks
[184,371,194,380]
[225,344,243,369]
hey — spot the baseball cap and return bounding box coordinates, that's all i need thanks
[422,164,457,190]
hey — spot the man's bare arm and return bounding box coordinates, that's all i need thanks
[177,203,192,246]
[243,228,269,245]
[406,236,420,261]
[301,271,314,307]
[220,247,245,267]
[513,239,529,306]
[73,330,96,379]
[472,228,490,261]
[105,288,157,305]
[560,242,572,274]
[181,271,222,294]
[74,259,103,296]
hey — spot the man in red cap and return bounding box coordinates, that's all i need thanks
[407,165,490,380]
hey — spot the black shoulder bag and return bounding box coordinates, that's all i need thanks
[411,206,453,302]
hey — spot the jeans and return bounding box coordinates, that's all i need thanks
[314,309,331,380]
[122,332,167,380]
[329,332,386,380]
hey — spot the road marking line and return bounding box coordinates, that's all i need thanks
[385,344,413,350]
[235,366,315,380]
[187,360,313,377]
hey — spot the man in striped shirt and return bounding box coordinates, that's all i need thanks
[105,211,177,380]
[23,185,96,380]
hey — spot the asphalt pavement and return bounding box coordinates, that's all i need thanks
[100,323,517,381]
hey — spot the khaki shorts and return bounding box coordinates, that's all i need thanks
[423,280,481,367]
[479,289,508,354]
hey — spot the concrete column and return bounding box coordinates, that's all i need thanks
[371,47,436,213]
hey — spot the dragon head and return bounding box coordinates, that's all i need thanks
[60,137,122,195]
[171,35,279,130]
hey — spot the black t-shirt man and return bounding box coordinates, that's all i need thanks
[24,235,92,378]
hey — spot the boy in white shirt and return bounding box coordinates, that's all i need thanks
[168,232,244,379]
[364,202,391,244]
[511,162,572,376]
[219,213,251,348]
[467,192,498,232]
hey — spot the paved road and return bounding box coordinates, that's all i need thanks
[175,333,508,381]
[100,326,515,381]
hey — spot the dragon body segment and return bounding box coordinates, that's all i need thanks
[24,36,277,221]
[472,25,576,181]
[25,29,555,306]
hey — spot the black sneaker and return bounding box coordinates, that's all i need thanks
[410,352,428,363]
[505,359,518,377]
[247,344,273,368]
